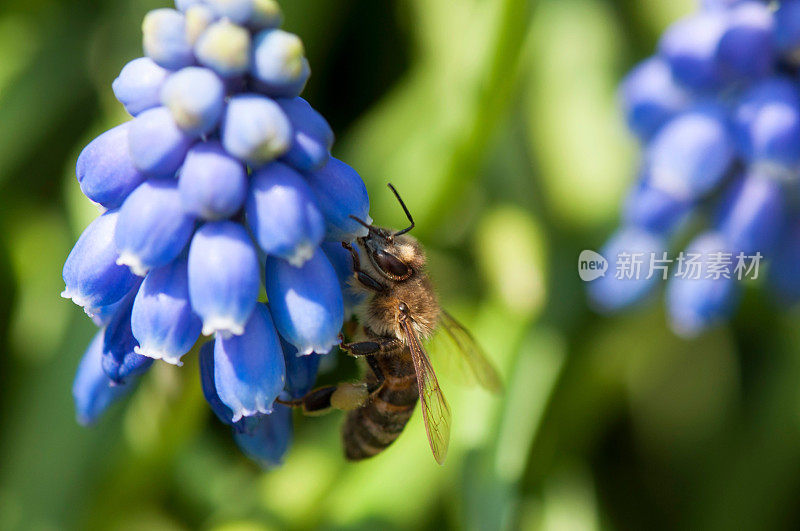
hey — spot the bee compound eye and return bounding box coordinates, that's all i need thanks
[372,249,412,279]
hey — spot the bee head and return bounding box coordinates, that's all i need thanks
[349,183,425,282]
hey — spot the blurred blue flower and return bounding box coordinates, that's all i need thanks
[233,405,293,468]
[768,219,800,305]
[666,233,740,338]
[659,11,729,91]
[619,57,690,142]
[65,0,370,467]
[587,226,665,312]
[773,0,800,58]
[622,171,694,235]
[715,171,786,256]
[734,77,800,171]
[717,2,774,80]
[645,104,734,201]
[595,0,799,336]
[73,331,137,426]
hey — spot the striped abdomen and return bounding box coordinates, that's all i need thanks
[342,350,418,461]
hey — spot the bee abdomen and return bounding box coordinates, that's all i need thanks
[342,379,418,461]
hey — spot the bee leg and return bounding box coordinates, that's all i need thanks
[342,241,362,269]
[365,356,386,395]
[355,272,387,292]
[342,241,387,293]
[340,337,403,357]
[276,386,337,414]
[276,354,391,415]
[276,383,370,415]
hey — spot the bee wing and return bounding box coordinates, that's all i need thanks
[433,309,503,394]
[401,317,451,465]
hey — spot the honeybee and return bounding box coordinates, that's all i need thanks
[279,184,501,464]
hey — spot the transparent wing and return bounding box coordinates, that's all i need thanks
[432,309,503,394]
[401,317,451,465]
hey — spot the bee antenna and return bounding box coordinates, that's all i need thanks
[387,183,415,237]
[349,215,379,235]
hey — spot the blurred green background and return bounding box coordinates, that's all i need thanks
[3,0,800,529]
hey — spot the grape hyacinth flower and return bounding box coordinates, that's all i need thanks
[76,123,147,209]
[73,331,138,426]
[666,232,740,337]
[212,304,286,422]
[590,0,799,337]
[64,0,370,468]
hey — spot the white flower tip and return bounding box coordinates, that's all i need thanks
[116,252,149,276]
[90,200,107,214]
[134,345,185,366]
[298,337,339,356]
[286,241,316,267]
[202,317,246,337]
[256,397,272,416]
[62,289,92,309]
[230,403,271,424]
[83,306,107,326]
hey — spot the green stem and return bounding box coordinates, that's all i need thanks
[422,0,536,237]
